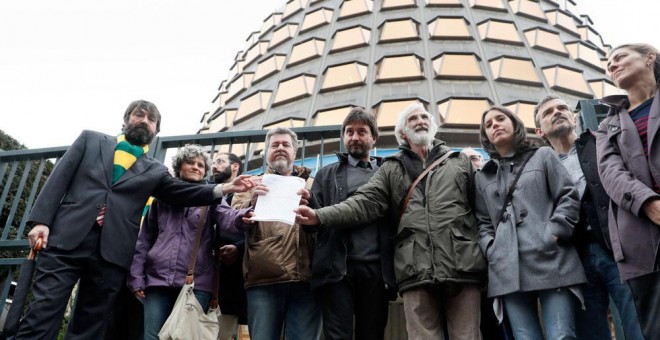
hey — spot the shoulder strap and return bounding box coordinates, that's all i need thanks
[185,206,210,284]
[399,151,458,220]
[496,149,538,223]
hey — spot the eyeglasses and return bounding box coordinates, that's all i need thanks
[214,158,235,165]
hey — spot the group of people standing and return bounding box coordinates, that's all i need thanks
[11,42,660,340]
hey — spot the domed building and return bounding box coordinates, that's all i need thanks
[198,0,620,157]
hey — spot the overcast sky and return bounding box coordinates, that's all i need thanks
[1,0,655,149]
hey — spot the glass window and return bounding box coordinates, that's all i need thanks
[438,98,491,125]
[244,41,269,66]
[217,92,229,108]
[227,60,245,82]
[331,26,371,53]
[207,109,238,133]
[477,19,522,45]
[218,80,227,92]
[382,0,417,11]
[380,18,420,43]
[253,55,287,84]
[504,101,536,128]
[301,8,333,32]
[244,32,261,52]
[273,75,316,106]
[289,38,326,66]
[373,99,425,128]
[489,56,542,86]
[425,0,462,7]
[578,26,605,52]
[321,62,368,92]
[376,55,425,82]
[566,41,604,71]
[546,10,579,36]
[282,0,309,20]
[524,27,567,56]
[263,118,306,129]
[542,65,592,97]
[433,53,484,79]
[509,0,546,22]
[314,106,353,126]
[339,0,373,20]
[226,73,254,102]
[261,13,283,37]
[469,0,506,11]
[235,91,272,123]
[428,17,472,40]
[589,79,626,98]
[269,23,299,50]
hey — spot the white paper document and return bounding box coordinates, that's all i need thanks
[252,174,305,225]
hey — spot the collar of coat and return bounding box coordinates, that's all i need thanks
[600,87,660,115]
[480,147,538,174]
[334,152,383,166]
[264,164,312,180]
[387,139,448,162]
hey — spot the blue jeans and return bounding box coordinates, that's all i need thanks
[143,286,212,340]
[576,242,644,340]
[503,288,577,339]
[246,282,322,340]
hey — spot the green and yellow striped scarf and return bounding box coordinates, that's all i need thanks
[113,134,149,184]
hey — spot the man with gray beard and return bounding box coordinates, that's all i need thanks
[296,103,486,339]
[231,127,321,340]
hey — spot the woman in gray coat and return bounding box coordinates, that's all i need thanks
[475,106,586,339]
[597,43,660,338]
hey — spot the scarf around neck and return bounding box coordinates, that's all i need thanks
[113,134,149,184]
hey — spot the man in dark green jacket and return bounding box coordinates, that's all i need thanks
[296,103,486,340]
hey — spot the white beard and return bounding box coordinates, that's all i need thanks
[403,125,437,146]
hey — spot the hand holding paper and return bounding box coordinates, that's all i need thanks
[250,174,306,225]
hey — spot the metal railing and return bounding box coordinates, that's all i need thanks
[0,125,342,320]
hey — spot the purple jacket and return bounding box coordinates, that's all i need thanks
[128,199,251,293]
[597,90,660,281]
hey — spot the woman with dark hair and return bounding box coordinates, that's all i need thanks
[128,145,253,340]
[475,106,586,339]
[597,43,660,338]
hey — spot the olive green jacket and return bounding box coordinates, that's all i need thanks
[316,140,486,292]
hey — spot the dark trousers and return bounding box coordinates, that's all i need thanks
[15,226,127,340]
[628,271,660,339]
[314,263,390,340]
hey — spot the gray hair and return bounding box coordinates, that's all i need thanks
[393,102,438,145]
[265,127,299,155]
[171,144,211,179]
[533,95,562,128]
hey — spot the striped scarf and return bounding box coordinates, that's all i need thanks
[113,134,149,184]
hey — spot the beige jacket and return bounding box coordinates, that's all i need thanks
[232,165,314,288]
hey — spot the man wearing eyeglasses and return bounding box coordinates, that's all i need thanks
[212,153,242,204]
[212,152,250,340]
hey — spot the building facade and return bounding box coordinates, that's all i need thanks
[199,0,621,155]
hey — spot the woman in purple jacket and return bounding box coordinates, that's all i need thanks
[598,43,660,339]
[128,145,252,340]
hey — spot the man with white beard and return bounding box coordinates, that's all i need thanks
[296,103,486,339]
[231,127,322,340]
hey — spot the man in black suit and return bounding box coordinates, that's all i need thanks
[17,100,253,339]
